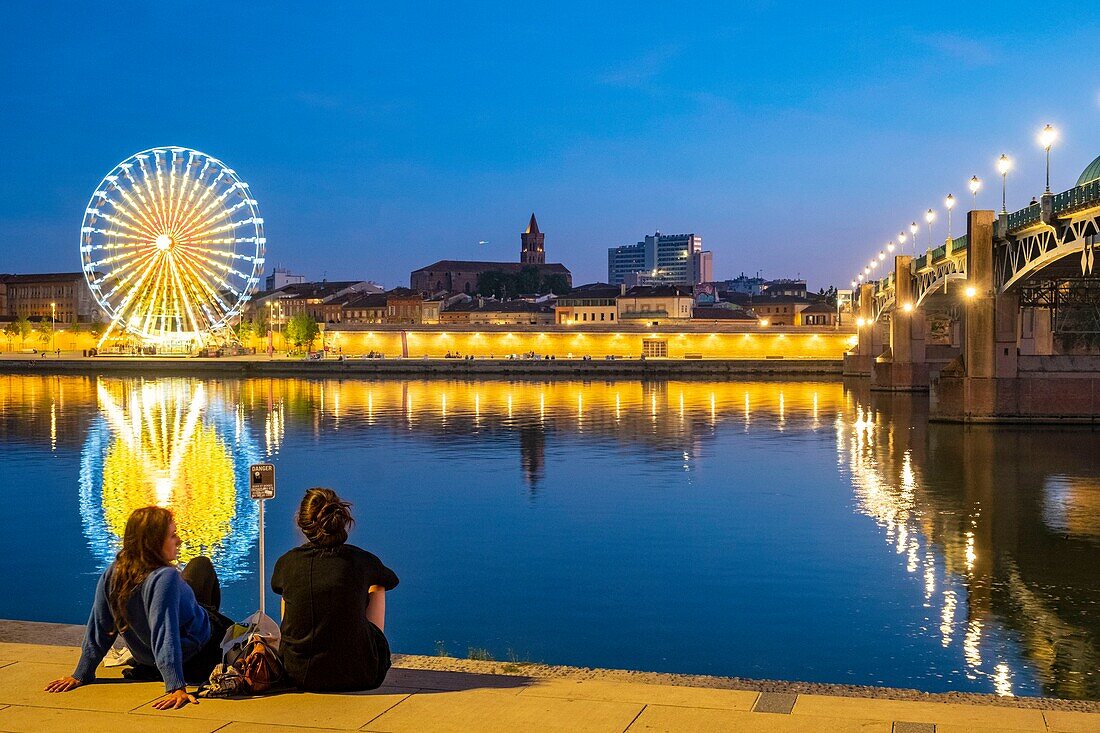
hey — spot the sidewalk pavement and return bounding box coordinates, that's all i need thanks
[0,632,1096,732]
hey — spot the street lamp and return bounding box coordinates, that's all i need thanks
[910,222,919,253]
[898,231,907,253]
[968,175,981,204]
[1038,124,1057,193]
[997,154,1012,213]
[50,302,56,354]
[887,240,896,253]
[878,251,886,262]
[925,208,936,246]
[858,273,864,281]
[944,194,956,241]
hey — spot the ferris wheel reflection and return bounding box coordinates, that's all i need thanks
[79,378,261,580]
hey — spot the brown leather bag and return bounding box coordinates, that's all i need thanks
[235,637,284,693]
[199,634,285,697]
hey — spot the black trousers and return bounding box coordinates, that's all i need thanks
[129,556,235,685]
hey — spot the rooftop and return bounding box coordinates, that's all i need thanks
[413,260,570,273]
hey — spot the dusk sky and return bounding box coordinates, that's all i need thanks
[1,1,1097,290]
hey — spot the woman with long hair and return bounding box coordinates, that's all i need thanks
[44,506,233,709]
[271,487,399,691]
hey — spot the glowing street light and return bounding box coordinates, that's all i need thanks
[997,154,1012,213]
[902,302,914,313]
[858,273,864,281]
[968,175,981,204]
[50,302,57,354]
[925,208,936,245]
[898,231,907,253]
[878,251,886,262]
[965,286,977,298]
[850,280,857,288]
[945,194,956,240]
[1038,124,1057,193]
[910,221,919,253]
[856,317,866,328]
[887,240,896,253]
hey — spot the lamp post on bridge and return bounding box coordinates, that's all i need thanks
[909,222,919,255]
[944,194,956,242]
[1038,124,1057,193]
[925,209,936,248]
[997,154,1012,213]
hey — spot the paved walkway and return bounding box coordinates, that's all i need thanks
[0,636,1096,733]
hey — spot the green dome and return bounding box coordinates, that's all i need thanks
[1077,155,1100,186]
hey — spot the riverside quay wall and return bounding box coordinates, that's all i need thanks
[322,324,857,360]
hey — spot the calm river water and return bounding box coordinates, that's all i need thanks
[0,374,1096,699]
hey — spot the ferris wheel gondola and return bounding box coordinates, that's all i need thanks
[80,147,265,347]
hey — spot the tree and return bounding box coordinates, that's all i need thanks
[12,315,33,350]
[233,319,256,344]
[35,319,54,347]
[543,273,570,295]
[285,313,319,351]
[2,321,18,352]
[477,270,513,299]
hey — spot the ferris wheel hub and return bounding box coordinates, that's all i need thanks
[155,234,172,251]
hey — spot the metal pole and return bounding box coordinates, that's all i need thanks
[1002,173,1007,213]
[1045,149,1051,193]
[258,498,266,616]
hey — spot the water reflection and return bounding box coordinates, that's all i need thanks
[78,379,261,580]
[0,374,1096,699]
[840,384,1099,699]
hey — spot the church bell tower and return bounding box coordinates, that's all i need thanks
[520,213,545,264]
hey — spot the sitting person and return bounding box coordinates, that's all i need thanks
[272,488,399,692]
[45,506,234,710]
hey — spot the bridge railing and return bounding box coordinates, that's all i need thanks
[1053,180,1100,217]
[1008,203,1041,231]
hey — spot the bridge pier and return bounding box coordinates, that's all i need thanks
[871,255,929,391]
[842,283,880,377]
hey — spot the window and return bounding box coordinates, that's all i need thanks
[600,313,605,321]
[642,339,668,358]
[610,313,614,321]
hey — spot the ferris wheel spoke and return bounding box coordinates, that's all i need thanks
[168,152,199,235]
[173,247,241,307]
[165,255,204,334]
[174,245,251,287]
[107,252,165,328]
[171,254,229,329]
[134,156,166,234]
[94,192,162,241]
[138,257,173,336]
[118,166,165,234]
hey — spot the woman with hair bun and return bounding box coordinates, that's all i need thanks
[271,487,399,691]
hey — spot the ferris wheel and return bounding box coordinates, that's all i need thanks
[80,147,265,345]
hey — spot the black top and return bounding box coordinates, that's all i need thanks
[271,543,399,691]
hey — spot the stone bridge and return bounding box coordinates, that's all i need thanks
[846,154,1100,423]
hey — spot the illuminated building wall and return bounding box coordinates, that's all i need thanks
[326,327,856,359]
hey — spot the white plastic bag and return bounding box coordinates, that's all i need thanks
[220,610,281,656]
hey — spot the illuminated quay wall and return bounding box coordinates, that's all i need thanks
[324,325,857,359]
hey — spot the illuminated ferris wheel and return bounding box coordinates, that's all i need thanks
[80,147,265,345]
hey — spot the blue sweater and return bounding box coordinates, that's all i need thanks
[73,564,212,692]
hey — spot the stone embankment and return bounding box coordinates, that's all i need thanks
[0,620,1096,732]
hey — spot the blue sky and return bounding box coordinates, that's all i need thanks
[1,1,1096,289]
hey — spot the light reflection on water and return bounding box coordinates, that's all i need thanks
[0,374,1097,699]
